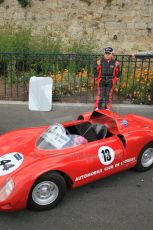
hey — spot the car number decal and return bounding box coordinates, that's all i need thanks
[98,146,115,165]
[0,152,24,176]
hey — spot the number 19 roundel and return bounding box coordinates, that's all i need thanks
[98,146,115,165]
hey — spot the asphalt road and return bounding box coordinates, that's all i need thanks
[0,102,153,230]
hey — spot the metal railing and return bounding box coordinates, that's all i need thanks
[0,53,152,104]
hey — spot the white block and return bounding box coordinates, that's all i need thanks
[29,76,53,111]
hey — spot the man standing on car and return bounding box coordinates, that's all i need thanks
[94,47,121,110]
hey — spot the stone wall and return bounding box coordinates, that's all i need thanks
[0,0,153,53]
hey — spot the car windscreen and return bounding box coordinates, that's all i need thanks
[36,123,88,150]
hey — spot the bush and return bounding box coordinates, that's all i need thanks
[114,60,153,104]
[0,27,32,52]
[0,25,98,54]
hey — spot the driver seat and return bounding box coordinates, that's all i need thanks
[82,123,107,142]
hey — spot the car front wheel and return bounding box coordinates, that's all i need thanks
[27,172,67,211]
[135,143,153,172]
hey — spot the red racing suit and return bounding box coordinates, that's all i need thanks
[94,58,121,110]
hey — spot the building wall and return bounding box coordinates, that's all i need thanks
[0,0,153,53]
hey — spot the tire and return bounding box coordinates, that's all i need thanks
[135,143,153,172]
[27,172,67,211]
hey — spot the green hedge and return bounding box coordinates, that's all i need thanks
[0,26,97,54]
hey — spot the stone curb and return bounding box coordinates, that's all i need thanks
[0,100,152,109]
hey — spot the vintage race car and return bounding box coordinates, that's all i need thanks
[0,110,153,211]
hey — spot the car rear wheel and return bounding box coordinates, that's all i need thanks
[135,143,153,171]
[27,172,67,211]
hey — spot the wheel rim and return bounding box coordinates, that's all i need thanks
[141,147,153,168]
[32,181,59,206]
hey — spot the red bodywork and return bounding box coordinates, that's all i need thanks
[0,110,153,211]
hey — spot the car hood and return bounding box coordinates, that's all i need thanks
[0,126,48,179]
[0,126,47,154]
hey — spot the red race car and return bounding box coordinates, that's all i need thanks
[0,110,153,211]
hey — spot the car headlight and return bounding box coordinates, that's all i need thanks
[0,178,14,202]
